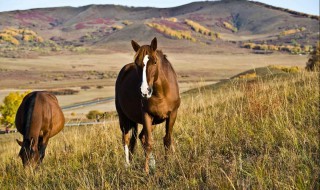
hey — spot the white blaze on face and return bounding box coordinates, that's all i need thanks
[124,145,130,167]
[140,55,151,98]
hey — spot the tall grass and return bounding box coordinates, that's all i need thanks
[0,71,319,189]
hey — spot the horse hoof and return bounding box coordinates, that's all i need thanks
[124,162,130,168]
[149,154,156,171]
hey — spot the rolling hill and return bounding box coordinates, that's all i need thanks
[0,0,319,54]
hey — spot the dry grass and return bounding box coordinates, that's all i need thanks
[0,71,318,189]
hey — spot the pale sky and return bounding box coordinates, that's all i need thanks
[0,0,319,15]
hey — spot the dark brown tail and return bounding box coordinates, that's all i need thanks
[22,92,37,138]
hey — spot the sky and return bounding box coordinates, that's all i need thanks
[0,0,319,15]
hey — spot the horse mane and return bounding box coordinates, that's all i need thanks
[156,50,176,75]
[23,92,37,139]
[133,47,149,64]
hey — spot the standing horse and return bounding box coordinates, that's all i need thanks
[115,37,180,173]
[15,91,65,168]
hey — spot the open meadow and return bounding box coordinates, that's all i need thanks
[0,69,318,189]
[0,0,319,189]
[0,52,309,116]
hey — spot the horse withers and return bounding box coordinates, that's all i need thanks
[115,37,181,173]
[15,91,65,168]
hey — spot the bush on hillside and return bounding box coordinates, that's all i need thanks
[86,110,104,120]
[306,42,320,71]
[147,22,196,42]
[185,19,213,36]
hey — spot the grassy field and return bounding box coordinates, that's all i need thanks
[0,53,308,89]
[0,69,318,189]
[0,53,308,116]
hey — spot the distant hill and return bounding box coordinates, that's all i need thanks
[0,0,318,54]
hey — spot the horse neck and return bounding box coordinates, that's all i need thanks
[153,59,172,96]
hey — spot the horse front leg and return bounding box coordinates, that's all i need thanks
[122,128,131,167]
[129,123,138,161]
[140,112,154,174]
[163,110,177,158]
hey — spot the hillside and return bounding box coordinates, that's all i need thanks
[0,0,318,55]
[0,69,318,189]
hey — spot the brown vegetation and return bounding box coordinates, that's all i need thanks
[241,42,313,54]
[48,89,79,96]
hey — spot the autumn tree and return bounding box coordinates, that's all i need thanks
[0,91,30,127]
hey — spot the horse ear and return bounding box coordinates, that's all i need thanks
[150,37,157,51]
[131,40,140,52]
[16,139,23,146]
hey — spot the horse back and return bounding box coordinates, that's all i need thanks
[15,91,65,139]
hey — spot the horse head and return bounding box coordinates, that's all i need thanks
[16,137,40,168]
[132,37,159,98]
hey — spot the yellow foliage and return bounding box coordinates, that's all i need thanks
[223,21,238,32]
[36,36,44,43]
[242,43,255,49]
[147,22,196,42]
[122,20,132,26]
[280,28,301,36]
[0,27,44,46]
[112,25,124,30]
[237,72,257,79]
[0,91,31,127]
[22,35,33,42]
[164,17,178,22]
[269,65,300,73]
[0,28,20,37]
[185,19,214,36]
[0,33,20,45]
[22,29,37,36]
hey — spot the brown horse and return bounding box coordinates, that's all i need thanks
[115,37,180,173]
[15,91,65,168]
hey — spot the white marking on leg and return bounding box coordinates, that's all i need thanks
[149,152,156,170]
[124,145,130,167]
[141,55,151,98]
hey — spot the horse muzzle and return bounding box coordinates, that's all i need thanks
[141,86,153,98]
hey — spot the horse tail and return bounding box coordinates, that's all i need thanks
[22,91,37,138]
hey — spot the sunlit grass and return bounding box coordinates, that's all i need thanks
[0,71,318,189]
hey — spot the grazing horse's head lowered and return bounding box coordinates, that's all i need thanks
[15,91,65,168]
[132,37,158,98]
[16,138,40,168]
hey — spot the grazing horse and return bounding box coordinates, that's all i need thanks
[15,91,65,168]
[115,37,180,173]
